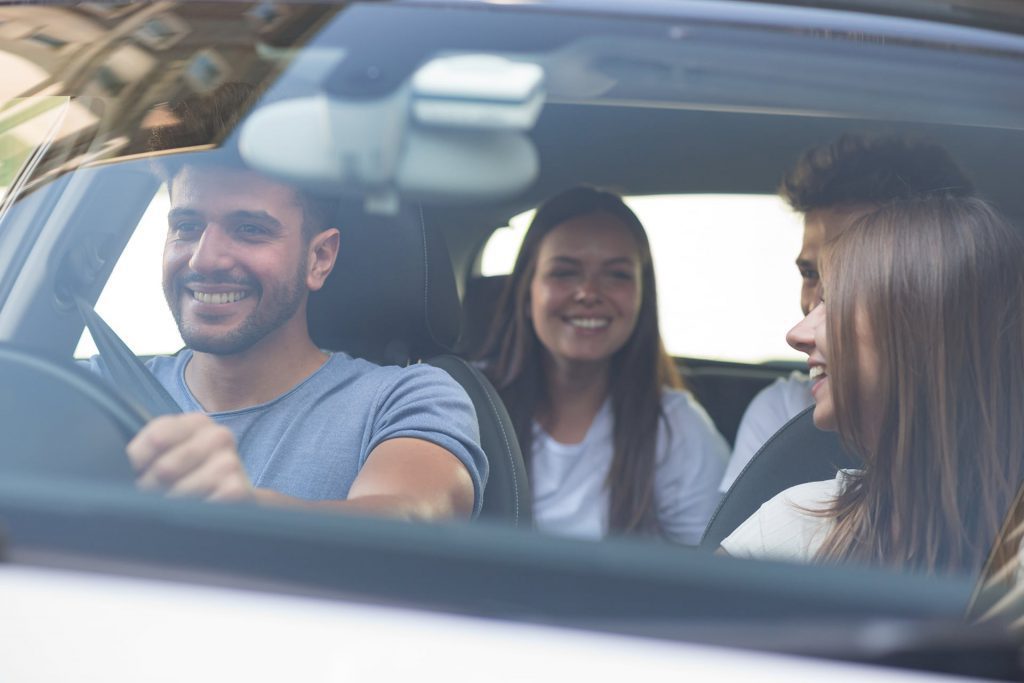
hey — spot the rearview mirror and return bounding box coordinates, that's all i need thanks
[238,53,544,213]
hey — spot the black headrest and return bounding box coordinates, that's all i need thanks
[308,205,461,365]
[456,274,510,356]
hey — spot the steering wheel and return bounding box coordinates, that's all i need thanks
[0,344,145,484]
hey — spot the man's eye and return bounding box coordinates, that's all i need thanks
[237,223,269,237]
[172,221,202,236]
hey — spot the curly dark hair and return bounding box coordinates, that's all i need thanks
[780,134,973,212]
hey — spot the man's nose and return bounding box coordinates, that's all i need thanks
[188,226,233,274]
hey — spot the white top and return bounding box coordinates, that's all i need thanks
[720,372,815,492]
[720,470,857,562]
[531,389,728,545]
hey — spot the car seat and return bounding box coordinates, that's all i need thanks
[307,204,531,527]
[456,274,509,356]
[699,406,860,549]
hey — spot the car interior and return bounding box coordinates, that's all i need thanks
[3,1,1024,676]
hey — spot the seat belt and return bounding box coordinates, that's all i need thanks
[74,295,182,417]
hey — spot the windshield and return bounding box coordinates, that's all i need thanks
[1,1,1023,676]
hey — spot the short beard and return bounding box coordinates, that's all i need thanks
[166,265,307,356]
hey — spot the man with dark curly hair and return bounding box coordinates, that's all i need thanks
[719,134,973,492]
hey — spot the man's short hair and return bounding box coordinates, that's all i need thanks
[148,82,337,240]
[780,134,974,213]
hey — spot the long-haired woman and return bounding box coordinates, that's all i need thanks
[722,195,1024,574]
[479,186,727,543]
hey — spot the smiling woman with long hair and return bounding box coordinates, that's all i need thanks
[479,186,727,543]
[722,195,1024,574]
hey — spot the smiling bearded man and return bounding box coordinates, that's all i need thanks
[87,83,489,521]
[162,165,312,357]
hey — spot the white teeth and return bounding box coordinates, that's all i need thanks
[193,290,247,305]
[568,317,610,329]
[809,366,825,380]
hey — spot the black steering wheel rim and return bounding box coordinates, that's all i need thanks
[0,343,147,483]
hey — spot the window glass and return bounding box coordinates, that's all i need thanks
[74,185,183,358]
[0,96,72,205]
[480,194,805,363]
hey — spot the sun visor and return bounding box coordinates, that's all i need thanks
[238,54,544,213]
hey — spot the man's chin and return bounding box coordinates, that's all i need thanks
[183,337,250,356]
[180,325,263,356]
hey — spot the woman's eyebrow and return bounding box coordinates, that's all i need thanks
[547,255,582,265]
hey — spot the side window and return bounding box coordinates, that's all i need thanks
[74,185,184,358]
[480,194,804,363]
[1,96,91,207]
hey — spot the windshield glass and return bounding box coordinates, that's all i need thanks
[0,97,78,206]
[2,1,1024,673]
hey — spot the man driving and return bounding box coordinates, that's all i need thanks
[99,85,487,520]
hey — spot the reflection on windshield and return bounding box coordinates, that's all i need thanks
[971,485,1024,632]
[0,96,75,207]
[0,2,339,201]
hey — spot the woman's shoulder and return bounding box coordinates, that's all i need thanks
[659,388,722,435]
[777,473,850,509]
[660,387,708,417]
[720,473,850,561]
[656,388,729,466]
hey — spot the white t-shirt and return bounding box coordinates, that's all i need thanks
[531,389,728,545]
[719,372,814,493]
[719,470,857,562]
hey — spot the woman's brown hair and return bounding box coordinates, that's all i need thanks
[478,186,681,535]
[817,195,1024,574]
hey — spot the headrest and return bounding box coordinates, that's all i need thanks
[308,205,461,365]
[456,274,510,356]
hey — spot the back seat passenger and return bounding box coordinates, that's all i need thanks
[458,274,787,445]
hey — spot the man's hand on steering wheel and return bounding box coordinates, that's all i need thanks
[127,413,254,502]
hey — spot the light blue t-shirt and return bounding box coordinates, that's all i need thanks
[91,351,488,515]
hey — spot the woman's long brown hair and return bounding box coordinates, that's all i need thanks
[478,187,681,535]
[816,196,1024,574]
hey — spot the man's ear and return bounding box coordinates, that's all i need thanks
[306,227,340,291]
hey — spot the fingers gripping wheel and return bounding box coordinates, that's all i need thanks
[0,344,145,483]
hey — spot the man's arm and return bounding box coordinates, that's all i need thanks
[256,437,475,520]
[128,414,475,521]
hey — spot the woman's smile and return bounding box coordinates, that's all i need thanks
[530,212,642,366]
